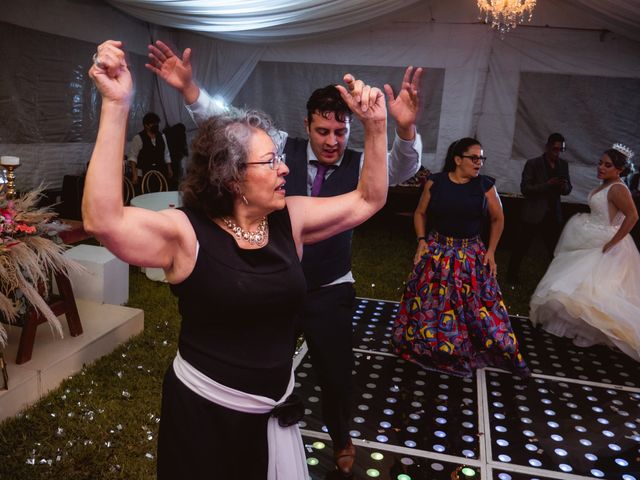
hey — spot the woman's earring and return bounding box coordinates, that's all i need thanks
[242,194,249,205]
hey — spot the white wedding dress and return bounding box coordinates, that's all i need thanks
[530,182,640,361]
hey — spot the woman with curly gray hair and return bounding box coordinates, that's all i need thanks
[83,40,389,479]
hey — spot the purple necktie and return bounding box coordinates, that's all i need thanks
[311,162,329,197]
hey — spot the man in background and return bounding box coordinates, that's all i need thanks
[127,112,173,187]
[507,133,572,284]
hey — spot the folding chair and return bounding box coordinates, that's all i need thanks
[141,170,169,193]
[123,177,135,205]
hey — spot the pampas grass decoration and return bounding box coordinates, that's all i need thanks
[0,186,83,345]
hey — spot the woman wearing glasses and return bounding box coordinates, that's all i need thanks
[83,40,388,479]
[392,137,529,377]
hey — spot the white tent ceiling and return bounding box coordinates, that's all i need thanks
[1,0,639,201]
[105,0,640,43]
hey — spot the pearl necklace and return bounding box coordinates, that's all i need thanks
[222,216,268,246]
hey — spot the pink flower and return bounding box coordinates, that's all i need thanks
[15,223,37,234]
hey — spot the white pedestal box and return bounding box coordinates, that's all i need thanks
[61,245,129,305]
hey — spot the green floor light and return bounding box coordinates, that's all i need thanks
[366,468,381,477]
[461,467,476,477]
[370,452,384,461]
[397,474,412,480]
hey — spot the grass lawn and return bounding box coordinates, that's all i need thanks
[0,220,550,479]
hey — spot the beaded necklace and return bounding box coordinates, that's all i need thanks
[222,216,268,247]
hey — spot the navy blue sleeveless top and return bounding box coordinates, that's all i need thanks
[427,172,496,238]
[170,207,306,400]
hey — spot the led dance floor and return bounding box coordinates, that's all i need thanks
[293,298,640,480]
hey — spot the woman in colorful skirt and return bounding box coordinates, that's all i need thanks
[391,137,530,377]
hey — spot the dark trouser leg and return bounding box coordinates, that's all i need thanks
[507,221,538,282]
[299,283,355,450]
[541,213,562,258]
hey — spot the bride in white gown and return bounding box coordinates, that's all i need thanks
[530,144,640,361]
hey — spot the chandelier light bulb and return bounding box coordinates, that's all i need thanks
[477,0,537,37]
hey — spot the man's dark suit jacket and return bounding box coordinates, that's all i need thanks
[520,154,572,224]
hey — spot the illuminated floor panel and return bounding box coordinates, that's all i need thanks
[297,352,480,459]
[303,436,477,480]
[294,298,640,480]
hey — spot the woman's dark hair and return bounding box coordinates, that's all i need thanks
[442,137,482,172]
[604,148,632,177]
[181,108,274,218]
[306,85,352,125]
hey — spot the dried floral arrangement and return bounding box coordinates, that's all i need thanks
[0,184,81,346]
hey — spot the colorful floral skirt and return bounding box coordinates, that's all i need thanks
[391,232,530,378]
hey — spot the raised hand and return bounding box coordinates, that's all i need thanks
[146,40,194,95]
[384,66,423,139]
[89,40,133,106]
[336,74,387,128]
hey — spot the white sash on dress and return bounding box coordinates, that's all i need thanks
[172,351,309,480]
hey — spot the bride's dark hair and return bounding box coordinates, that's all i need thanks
[604,148,632,177]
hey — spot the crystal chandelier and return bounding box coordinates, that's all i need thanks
[477,0,537,37]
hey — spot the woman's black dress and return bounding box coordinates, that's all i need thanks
[158,207,306,479]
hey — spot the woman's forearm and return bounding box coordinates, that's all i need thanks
[487,217,504,254]
[357,121,389,213]
[414,212,426,238]
[607,213,639,248]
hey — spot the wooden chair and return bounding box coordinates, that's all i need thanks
[141,170,169,194]
[15,272,83,364]
[123,177,135,205]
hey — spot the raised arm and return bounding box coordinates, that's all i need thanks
[603,183,639,253]
[83,40,194,280]
[286,75,388,254]
[413,179,433,264]
[147,40,288,153]
[385,66,423,185]
[147,40,227,126]
[146,40,200,105]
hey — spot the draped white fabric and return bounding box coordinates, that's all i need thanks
[570,0,640,42]
[108,0,422,42]
[1,0,640,201]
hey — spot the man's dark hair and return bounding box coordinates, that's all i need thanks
[143,112,161,126]
[546,133,565,145]
[306,85,352,125]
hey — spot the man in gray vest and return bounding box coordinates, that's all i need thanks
[147,40,423,477]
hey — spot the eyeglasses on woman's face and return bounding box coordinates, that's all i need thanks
[246,153,286,170]
[461,154,486,165]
